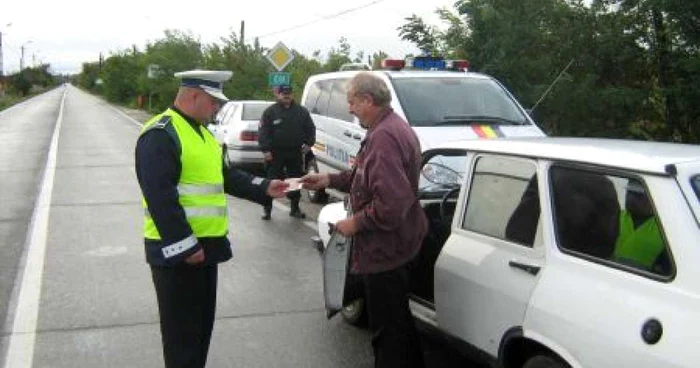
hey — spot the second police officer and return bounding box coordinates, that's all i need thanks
[258,84,316,220]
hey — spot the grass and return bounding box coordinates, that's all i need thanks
[0,93,23,111]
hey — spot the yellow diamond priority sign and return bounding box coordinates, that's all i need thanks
[266,42,295,72]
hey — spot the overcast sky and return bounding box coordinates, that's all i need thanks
[1,0,457,75]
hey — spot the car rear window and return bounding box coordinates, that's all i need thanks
[692,175,700,202]
[392,77,527,127]
[242,103,271,121]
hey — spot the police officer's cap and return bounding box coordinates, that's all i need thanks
[174,70,233,102]
[275,85,293,94]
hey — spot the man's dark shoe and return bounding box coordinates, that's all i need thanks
[261,211,271,220]
[289,209,306,219]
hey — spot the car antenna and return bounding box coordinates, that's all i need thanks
[530,59,574,114]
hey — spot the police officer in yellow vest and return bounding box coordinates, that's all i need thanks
[135,70,288,368]
[613,180,666,272]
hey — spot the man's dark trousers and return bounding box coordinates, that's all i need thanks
[363,264,425,368]
[150,264,218,368]
[263,149,303,214]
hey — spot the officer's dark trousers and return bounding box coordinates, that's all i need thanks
[150,264,218,368]
[363,264,425,368]
[264,149,303,211]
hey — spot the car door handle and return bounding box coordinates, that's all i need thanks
[508,261,540,276]
[352,134,361,140]
[343,131,352,137]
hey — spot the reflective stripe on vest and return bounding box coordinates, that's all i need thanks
[141,109,228,251]
[145,206,228,218]
[178,183,224,196]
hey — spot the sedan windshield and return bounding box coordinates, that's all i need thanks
[392,77,527,127]
[692,175,700,203]
[242,103,272,121]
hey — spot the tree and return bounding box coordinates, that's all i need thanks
[398,15,440,55]
[101,50,141,104]
[143,29,204,110]
[602,0,700,141]
[371,51,389,69]
[324,37,353,72]
[8,64,57,96]
[77,62,101,91]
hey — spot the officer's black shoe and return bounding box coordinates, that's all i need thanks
[289,209,306,219]
[261,211,271,220]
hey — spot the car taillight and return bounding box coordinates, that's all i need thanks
[239,131,258,141]
[447,59,470,72]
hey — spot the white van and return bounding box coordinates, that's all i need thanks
[300,57,546,202]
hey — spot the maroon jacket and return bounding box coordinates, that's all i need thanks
[329,109,428,274]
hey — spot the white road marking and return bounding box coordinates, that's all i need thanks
[106,104,143,128]
[3,88,67,368]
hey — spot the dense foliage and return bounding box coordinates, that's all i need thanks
[74,30,371,114]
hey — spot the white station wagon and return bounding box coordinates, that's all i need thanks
[317,137,700,368]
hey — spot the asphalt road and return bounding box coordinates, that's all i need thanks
[0,86,479,367]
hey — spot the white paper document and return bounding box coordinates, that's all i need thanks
[284,178,303,192]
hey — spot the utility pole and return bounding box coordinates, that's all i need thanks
[0,23,10,77]
[20,44,25,70]
[239,20,245,46]
[0,31,4,76]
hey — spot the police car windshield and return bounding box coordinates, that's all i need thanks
[692,175,700,203]
[242,103,272,121]
[392,78,527,127]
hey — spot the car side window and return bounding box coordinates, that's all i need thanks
[462,155,539,248]
[304,82,322,112]
[550,166,673,277]
[692,175,700,202]
[314,80,332,116]
[327,79,354,123]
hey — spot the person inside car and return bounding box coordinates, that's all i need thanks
[613,180,667,272]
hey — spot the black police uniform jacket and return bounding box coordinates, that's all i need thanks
[258,101,316,152]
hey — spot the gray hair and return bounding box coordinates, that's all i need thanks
[348,72,392,107]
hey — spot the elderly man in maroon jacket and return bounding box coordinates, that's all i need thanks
[301,72,428,368]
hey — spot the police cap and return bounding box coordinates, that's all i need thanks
[174,70,233,102]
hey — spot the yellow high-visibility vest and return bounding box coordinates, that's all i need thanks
[141,109,228,247]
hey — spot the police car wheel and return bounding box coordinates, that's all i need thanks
[341,298,366,326]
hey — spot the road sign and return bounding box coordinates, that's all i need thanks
[268,72,291,87]
[147,64,161,79]
[266,42,294,71]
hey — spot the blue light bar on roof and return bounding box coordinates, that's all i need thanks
[412,56,446,70]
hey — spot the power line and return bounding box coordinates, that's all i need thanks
[248,0,388,42]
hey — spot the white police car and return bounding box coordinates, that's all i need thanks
[317,137,700,368]
[301,56,546,202]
